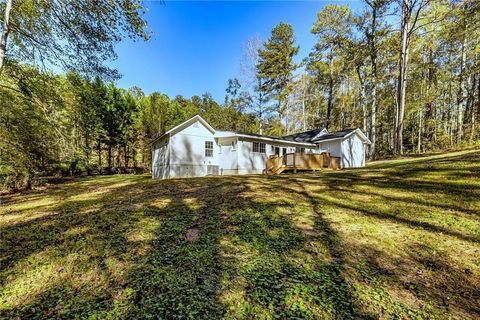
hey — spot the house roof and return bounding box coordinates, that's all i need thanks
[215,130,317,146]
[151,115,371,146]
[283,128,371,144]
[282,128,327,143]
[313,128,357,141]
[150,115,215,145]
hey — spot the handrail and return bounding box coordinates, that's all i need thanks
[265,152,341,174]
[266,152,327,174]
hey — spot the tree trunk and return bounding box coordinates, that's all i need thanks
[124,144,129,168]
[457,19,468,144]
[466,74,478,141]
[107,143,112,174]
[301,98,306,131]
[395,0,411,155]
[26,170,33,190]
[258,78,264,135]
[424,49,435,145]
[369,82,377,159]
[133,146,138,168]
[448,63,454,146]
[355,65,367,133]
[116,147,121,168]
[366,1,378,160]
[0,0,13,76]
[326,54,334,130]
[98,140,102,174]
[369,49,378,160]
[84,133,91,175]
[417,109,422,153]
[475,74,480,141]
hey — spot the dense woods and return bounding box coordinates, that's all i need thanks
[1,0,479,189]
[249,0,480,159]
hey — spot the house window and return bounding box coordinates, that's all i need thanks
[295,147,305,153]
[231,141,236,150]
[205,141,213,157]
[253,142,266,153]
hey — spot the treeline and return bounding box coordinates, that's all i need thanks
[0,64,257,189]
[1,0,479,189]
[0,0,151,189]
[236,0,480,159]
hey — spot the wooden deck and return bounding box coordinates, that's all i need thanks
[265,152,341,175]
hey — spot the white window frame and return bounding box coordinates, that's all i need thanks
[253,142,266,154]
[205,141,214,157]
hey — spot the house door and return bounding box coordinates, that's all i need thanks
[275,147,280,155]
[282,147,287,155]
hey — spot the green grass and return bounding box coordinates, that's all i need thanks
[1,150,479,319]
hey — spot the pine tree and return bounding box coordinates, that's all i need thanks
[257,22,299,132]
[309,5,355,129]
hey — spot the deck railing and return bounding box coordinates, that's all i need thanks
[266,152,340,174]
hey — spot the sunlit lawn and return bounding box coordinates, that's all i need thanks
[1,150,479,319]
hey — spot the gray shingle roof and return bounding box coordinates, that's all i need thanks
[282,128,358,143]
[232,131,288,141]
[281,129,325,142]
[220,131,317,145]
[312,128,357,142]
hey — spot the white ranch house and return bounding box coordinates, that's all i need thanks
[151,115,371,179]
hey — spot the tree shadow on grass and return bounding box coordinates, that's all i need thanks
[268,151,480,318]
[119,177,261,318]
[0,176,233,318]
[404,242,480,316]
[222,176,371,319]
[366,151,480,171]
[2,151,479,319]
[284,175,478,318]
[1,173,371,319]
[313,168,480,242]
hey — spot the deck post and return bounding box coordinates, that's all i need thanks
[293,153,297,173]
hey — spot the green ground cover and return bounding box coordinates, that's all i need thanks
[1,150,479,319]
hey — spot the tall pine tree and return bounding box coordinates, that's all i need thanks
[257,22,299,133]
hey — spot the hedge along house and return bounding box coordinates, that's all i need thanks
[151,115,371,179]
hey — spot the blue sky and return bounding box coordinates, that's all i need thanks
[111,1,362,102]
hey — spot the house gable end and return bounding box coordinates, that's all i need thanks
[151,115,215,145]
[312,128,328,140]
[174,118,215,138]
[344,129,371,144]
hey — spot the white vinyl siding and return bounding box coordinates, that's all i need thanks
[341,134,365,168]
[152,136,170,179]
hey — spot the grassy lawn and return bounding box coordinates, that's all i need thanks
[1,150,479,319]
